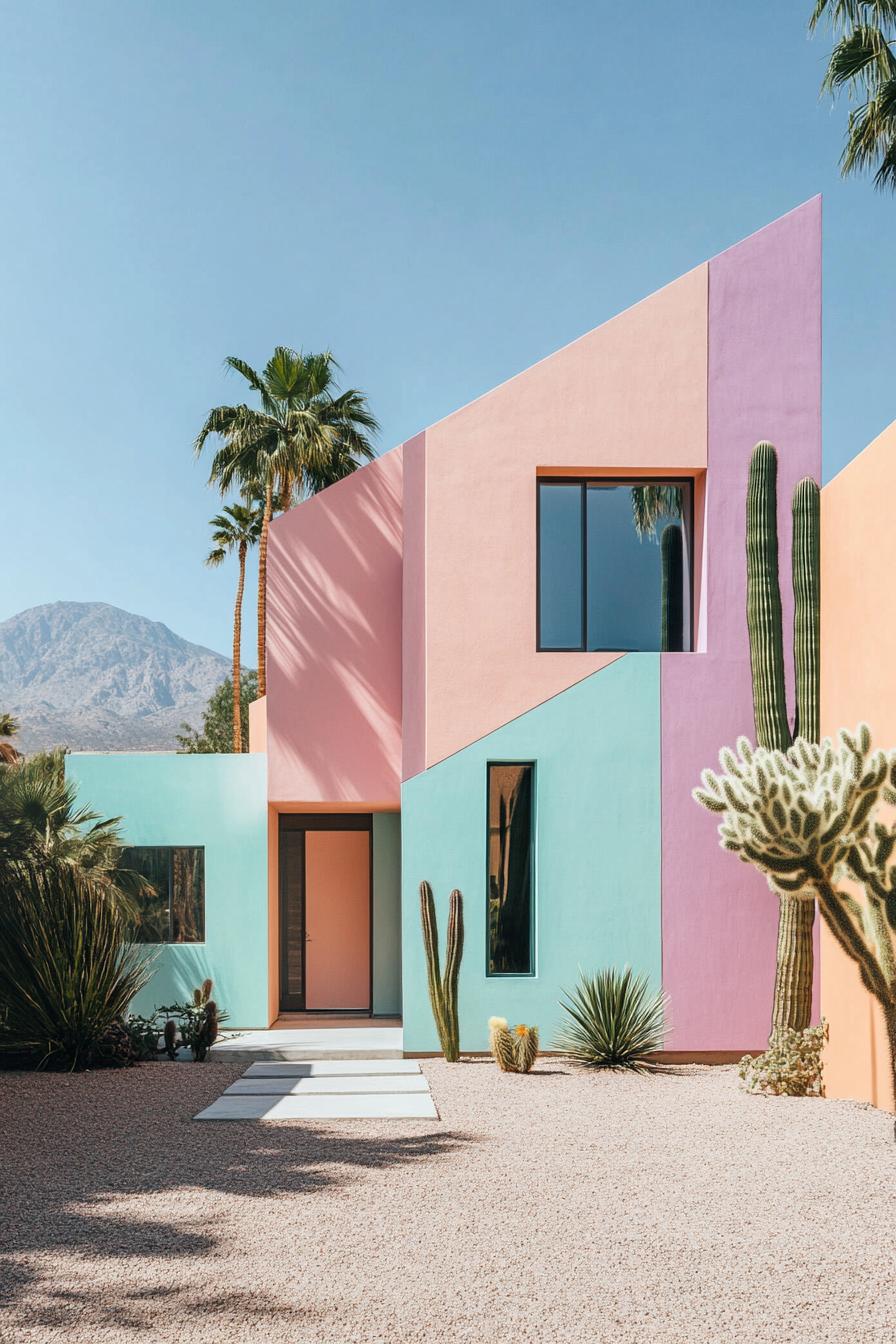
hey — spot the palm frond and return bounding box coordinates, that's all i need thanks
[823,24,896,92]
[630,484,683,540]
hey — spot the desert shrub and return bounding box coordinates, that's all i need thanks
[555,967,667,1070]
[115,982,229,1064]
[739,1022,827,1097]
[0,861,156,1070]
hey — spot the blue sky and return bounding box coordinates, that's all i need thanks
[2,1,893,656]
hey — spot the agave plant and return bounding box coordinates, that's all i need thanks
[0,861,156,1070]
[555,967,667,1070]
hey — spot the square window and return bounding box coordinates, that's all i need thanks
[537,478,693,652]
[120,846,205,943]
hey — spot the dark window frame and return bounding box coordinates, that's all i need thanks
[485,760,536,979]
[121,845,205,944]
[536,475,695,653]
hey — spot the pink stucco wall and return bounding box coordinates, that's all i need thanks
[401,433,426,781]
[661,198,823,1050]
[266,447,404,806]
[408,263,709,774]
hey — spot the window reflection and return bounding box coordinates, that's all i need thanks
[487,763,534,976]
[120,846,205,943]
[538,479,692,652]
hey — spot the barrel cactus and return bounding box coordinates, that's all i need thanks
[745,442,820,1043]
[488,1017,539,1072]
[420,881,464,1062]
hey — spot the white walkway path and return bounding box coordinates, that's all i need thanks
[194,1057,438,1121]
[209,1026,404,1062]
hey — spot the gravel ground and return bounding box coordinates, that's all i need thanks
[1,1058,895,1344]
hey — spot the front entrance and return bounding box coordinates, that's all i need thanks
[278,814,372,1013]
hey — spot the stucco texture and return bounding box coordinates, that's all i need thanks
[661,198,823,1050]
[401,657,661,1054]
[266,446,403,807]
[66,753,269,1028]
[820,418,896,1112]
[405,263,708,776]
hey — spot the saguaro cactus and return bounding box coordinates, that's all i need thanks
[746,442,820,1043]
[660,522,684,652]
[420,881,464,1062]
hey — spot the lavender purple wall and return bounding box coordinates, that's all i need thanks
[661,198,822,1050]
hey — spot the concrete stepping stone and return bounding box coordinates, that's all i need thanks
[243,1059,421,1078]
[195,1092,438,1121]
[225,1074,431,1096]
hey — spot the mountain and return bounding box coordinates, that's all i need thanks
[0,602,231,753]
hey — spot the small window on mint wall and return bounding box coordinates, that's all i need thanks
[120,846,205,944]
[487,763,534,976]
[537,479,693,651]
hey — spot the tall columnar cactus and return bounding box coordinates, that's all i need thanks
[660,523,684,652]
[745,442,821,1043]
[693,726,896,1106]
[792,477,820,743]
[420,881,464,1062]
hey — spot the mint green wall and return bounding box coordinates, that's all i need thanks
[372,812,402,1015]
[400,657,661,1052]
[66,753,269,1028]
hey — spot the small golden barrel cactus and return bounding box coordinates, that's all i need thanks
[489,1017,539,1072]
[513,1024,539,1073]
[488,1017,516,1071]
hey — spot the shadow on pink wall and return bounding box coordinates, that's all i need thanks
[266,448,403,806]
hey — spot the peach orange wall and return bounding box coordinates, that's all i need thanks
[410,263,709,773]
[266,447,404,806]
[662,198,823,1050]
[821,419,896,1112]
[248,695,267,754]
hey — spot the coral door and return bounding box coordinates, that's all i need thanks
[305,828,371,1011]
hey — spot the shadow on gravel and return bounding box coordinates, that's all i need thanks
[0,1069,471,1331]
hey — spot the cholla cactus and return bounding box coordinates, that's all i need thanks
[694,725,896,1101]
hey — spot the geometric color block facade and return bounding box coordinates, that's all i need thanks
[398,198,822,1052]
[69,199,850,1070]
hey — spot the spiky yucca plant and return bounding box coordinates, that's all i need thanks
[555,967,667,1070]
[0,862,156,1070]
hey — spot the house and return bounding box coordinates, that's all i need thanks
[70,197,840,1065]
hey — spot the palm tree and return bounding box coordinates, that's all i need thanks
[810,2,896,189]
[205,501,263,751]
[195,348,378,694]
[630,484,683,540]
[0,751,147,911]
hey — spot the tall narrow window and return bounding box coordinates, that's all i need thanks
[487,763,534,976]
[537,478,693,652]
[120,846,205,943]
